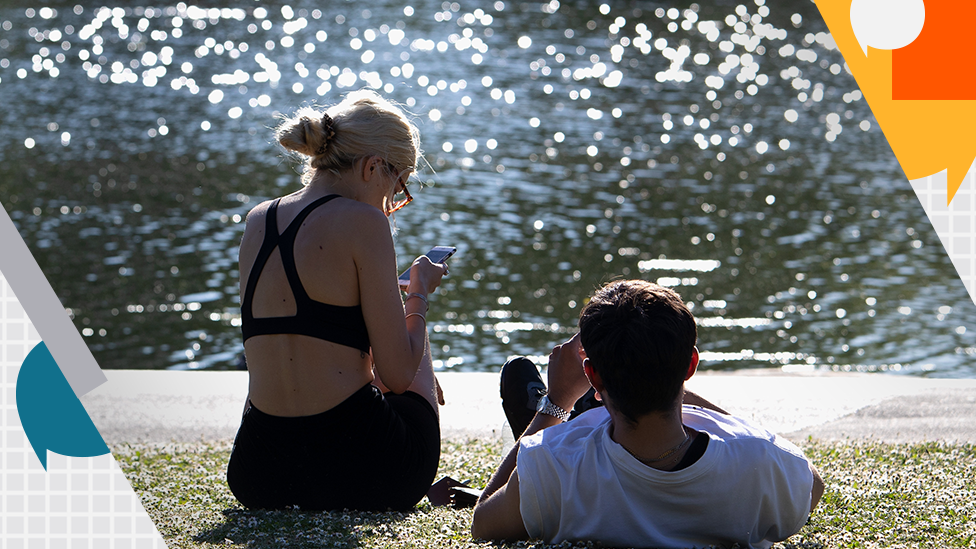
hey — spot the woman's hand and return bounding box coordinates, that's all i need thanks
[405,254,449,296]
[434,374,446,405]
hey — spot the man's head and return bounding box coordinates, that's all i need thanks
[578,280,697,423]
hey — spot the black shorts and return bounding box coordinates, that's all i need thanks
[226,383,440,511]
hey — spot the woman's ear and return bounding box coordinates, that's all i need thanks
[361,156,381,182]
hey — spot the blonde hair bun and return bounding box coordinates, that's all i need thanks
[276,89,421,185]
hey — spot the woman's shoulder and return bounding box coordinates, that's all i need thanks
[298,197,395,270]
[241,200,275,241]
[311,196,390,237]
[244,198,275,223]
[328,195,385,218]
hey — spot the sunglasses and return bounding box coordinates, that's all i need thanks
[384,161,414,214]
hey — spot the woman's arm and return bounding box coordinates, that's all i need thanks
[353,207,445,393]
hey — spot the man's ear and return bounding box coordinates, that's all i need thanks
[685,346,699,381]
[582,358,604,401]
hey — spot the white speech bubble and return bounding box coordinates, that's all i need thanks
[850,0,925,56]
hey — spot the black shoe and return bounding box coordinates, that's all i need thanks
[499,357,547,439]
[570,387,604,419]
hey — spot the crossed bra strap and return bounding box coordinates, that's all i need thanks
[240,195,371,353]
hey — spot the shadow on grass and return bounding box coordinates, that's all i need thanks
[194,506,423,548]
[195,506,832,549]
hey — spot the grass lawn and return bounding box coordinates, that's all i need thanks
[114,439,976,548]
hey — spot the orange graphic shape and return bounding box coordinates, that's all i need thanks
[816,0,976,203]
[892,0,976,100]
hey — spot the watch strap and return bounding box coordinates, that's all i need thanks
[537,394,571,422]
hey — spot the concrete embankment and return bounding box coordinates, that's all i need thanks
[80,370,976,445]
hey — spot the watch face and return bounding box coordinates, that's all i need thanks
[527,381,546,410]
[536,395,548,412]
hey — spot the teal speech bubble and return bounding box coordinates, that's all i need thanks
[16,342,109,469]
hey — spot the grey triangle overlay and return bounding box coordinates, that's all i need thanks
[0,202,106,397]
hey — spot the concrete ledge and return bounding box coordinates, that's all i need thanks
[80,370,976,445]
[687,372,976,444]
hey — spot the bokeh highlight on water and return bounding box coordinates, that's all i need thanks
[1,1,974,376]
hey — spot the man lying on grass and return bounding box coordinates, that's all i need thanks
[472,280,824,548]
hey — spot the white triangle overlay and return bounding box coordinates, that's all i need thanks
[0,274,168,548]
[910,167,976,307]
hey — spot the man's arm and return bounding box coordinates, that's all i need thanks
[471,412,561,541]
[682,389,729,415]
[810,461,824,513]
[472,335,592,541]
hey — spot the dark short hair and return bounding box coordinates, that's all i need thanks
[578,280,697,423]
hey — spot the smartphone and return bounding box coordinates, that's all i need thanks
[398,246,457,289]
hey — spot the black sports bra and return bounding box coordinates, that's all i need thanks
[240,195,371,353]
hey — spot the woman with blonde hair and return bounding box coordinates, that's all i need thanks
[227,89,448,511]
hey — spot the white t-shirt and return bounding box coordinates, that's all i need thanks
[517,406,813,549]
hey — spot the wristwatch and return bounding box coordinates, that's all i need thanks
[537,394,571,422]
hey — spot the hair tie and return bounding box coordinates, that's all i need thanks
[316,113,336,156]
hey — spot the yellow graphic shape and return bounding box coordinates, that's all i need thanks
[816,0,976,204]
